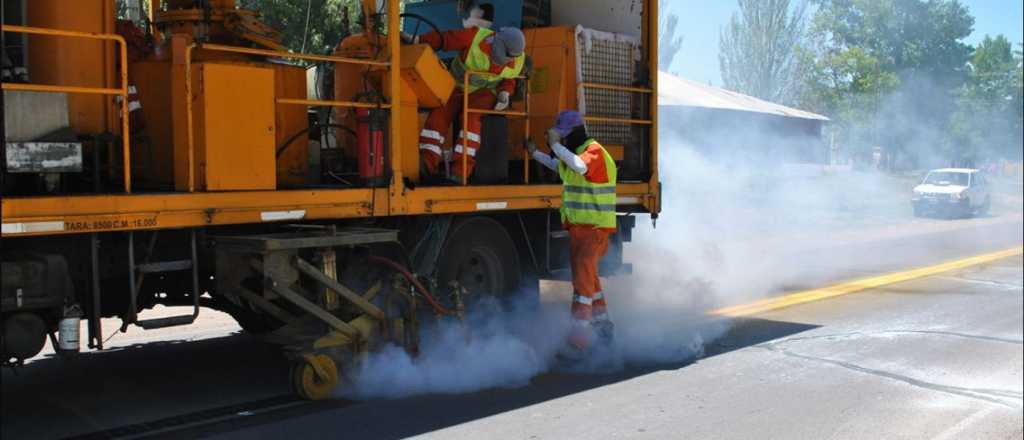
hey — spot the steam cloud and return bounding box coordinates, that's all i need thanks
[345,78,1022,399]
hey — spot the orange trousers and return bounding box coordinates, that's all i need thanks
[418,89,497,178]
[567,226,610,348]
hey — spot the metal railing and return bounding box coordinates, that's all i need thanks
[460,71,531,185]
[579,82,654,126]
[1,24,133,192]
[184,42,392,192]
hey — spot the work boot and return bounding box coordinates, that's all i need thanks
[593,320,615,347]
[555,341,588,364]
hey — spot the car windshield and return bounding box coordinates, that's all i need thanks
[923,171,969,186]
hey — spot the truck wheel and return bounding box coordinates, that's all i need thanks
[436,216,523,308]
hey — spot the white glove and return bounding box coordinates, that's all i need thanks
[494,91,510,111]
[546,128,562,147]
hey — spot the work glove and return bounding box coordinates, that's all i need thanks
[525,138,538,155]
[494,91,510,111]
[546,128,562,147]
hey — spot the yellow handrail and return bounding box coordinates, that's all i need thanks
[580,82,653,94]
[460,72,531,185]
[1,24,132,193]
[583,116,653,125]
[184,42,393,191]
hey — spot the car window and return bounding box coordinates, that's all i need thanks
[924,171,969,186]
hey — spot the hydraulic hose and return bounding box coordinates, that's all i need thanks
[367,256,455,316]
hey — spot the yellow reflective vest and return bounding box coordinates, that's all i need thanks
[558,139,617,229]
[449,28,526,94]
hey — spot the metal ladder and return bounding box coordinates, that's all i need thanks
[125,229,200,330]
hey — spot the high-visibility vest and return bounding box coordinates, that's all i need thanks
[559,139,617,229]
[450,28,525,93]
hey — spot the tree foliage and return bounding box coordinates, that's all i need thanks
[238,0,363,55]
[719,0,808,105]
[949,35,1024,160]
[800,0,982,166]
[659,9,685,73]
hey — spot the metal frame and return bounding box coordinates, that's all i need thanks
[182,42,393,193]
[1,24,132,192]
[459,72,531,185]
[222,227,402,344]
[0,0,661,238]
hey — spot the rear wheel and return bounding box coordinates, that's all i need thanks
[436,217,527,309]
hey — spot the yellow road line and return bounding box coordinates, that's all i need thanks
[710,246,1024,318]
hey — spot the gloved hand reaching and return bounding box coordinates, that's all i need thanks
[525,138,538,155]
[494,91,510,111]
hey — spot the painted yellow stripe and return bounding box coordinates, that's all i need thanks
[710,246,1023,318]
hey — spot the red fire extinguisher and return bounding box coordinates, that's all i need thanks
[356,108,386,186]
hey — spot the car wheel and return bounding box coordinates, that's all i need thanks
[960,198,973,219]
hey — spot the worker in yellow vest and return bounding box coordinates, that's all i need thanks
[527,110,617,358]
[408,26,526,182]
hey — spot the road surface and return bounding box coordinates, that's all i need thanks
[2,215,1022,440]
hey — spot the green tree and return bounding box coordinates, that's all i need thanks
[237,0,364,55]
[659,8,685,73]
[719,0,809,105]
[804,0,975,167]
[800,46,899,157]
[949,35,1023,161]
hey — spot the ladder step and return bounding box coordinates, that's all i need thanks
[137,260,193,273]
[136,315,196,330]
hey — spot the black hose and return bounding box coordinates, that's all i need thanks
[275,123,357,159]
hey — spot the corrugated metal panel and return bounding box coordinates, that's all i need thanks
[658,71,829,122]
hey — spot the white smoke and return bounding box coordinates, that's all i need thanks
[344,75,1022,399]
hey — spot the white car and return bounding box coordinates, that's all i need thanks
[912,168,991,218]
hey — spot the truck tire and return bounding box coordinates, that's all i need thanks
[436,216,525,309]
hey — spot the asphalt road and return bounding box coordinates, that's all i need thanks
[2,215,1022,440]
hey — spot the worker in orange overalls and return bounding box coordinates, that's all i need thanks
[406,26,526,182]
[527,110,617,359]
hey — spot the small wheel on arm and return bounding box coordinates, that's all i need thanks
[291,354,339,400]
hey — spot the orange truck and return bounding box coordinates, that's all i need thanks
[1,0,658,399]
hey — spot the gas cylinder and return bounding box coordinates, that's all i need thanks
[356,108,386,186]
[58,304,83,353]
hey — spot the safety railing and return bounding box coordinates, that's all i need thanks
[1,24,133,192]
[578,82,654,126]
[461,71,531,185]
[184,42,392,192]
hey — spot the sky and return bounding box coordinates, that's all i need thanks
[663,0,1024,86]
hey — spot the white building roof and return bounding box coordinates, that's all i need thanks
[658,71,830,122]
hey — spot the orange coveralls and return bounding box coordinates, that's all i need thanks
[565,143,615,349]
[417,27,518,179]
